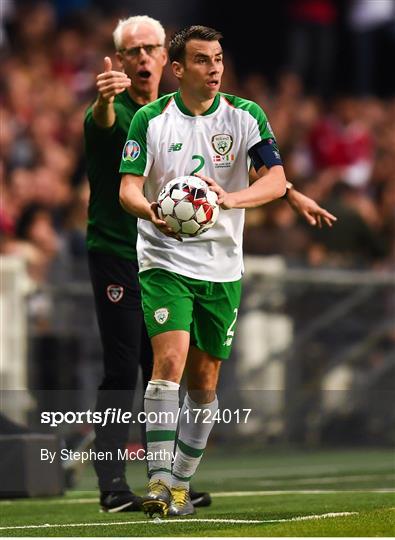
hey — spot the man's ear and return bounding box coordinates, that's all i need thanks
[161,48,168,67]
[115,51,124,70]
[172,61,184,80]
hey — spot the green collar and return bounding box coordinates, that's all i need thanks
[174,90,220,116]
[123,90,162,110]
[121,90,141,110]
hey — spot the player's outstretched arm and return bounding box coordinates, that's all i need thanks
[248,167,337,228]
[93,57,131,128]
[196,166,286,210]
[285,187,337,228]
[120,174,182,240]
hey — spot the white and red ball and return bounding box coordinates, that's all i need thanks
[157,176,219,237]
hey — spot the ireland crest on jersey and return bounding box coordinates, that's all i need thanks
[212,134,233,155]
[106,284,124,303]
[154,307,169,324]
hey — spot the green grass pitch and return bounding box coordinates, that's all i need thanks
[0,449,394,536]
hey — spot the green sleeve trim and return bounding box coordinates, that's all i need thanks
[119,108,148,175]
[177,439,205,458]
[221,93,273,140]
[146,92,176,117]
[146,429,177,442]
[119,93,175,176]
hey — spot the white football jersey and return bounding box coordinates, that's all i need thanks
[120,91,277,282]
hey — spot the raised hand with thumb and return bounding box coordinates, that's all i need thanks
[96,56,131,103]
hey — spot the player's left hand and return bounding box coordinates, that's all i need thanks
[150,202,183,241]
[286,189,337,228]
[194,173,235,210]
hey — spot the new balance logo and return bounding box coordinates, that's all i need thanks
[168,143,183,152]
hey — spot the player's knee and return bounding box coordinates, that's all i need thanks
[153,348,185,381]
[187,356,221,400]
[188,373,218,404]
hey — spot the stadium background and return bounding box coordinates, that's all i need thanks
[1,0,394,492]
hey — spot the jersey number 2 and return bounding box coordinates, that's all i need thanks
[189,154,205,175]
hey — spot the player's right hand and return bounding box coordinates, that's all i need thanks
[96,57,131,103]
[195,173,235,210]
[150,202,183,242]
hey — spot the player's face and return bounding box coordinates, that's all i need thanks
[176,40,224,101]
[116,23,167,98]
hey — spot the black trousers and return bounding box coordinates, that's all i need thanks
[88,251,152,491]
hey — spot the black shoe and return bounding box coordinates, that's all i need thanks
[100,490,142,513]
[190,486,212,508]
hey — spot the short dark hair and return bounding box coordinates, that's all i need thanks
[169,25,223,63]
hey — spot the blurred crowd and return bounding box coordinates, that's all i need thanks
[1,0,395,292]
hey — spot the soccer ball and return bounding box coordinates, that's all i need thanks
[157,176,219,237]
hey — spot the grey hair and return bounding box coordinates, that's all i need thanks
[113,15,166,51]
